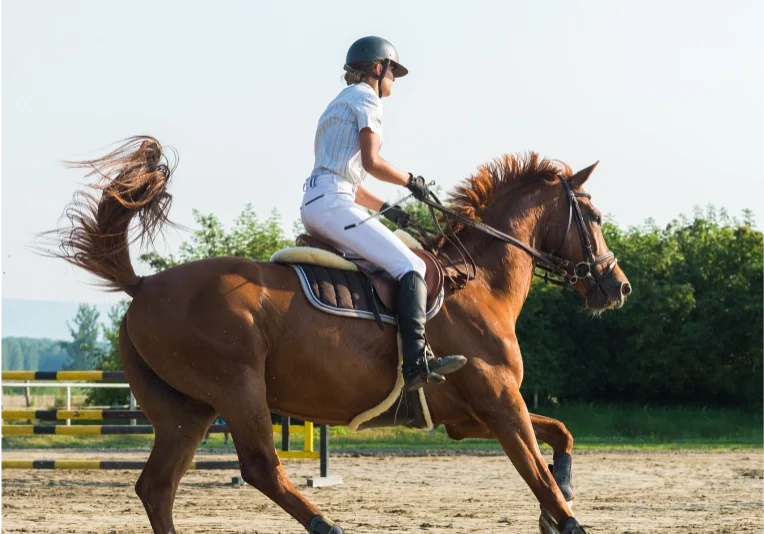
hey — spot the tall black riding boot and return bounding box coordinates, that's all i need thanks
[397,271,467,392]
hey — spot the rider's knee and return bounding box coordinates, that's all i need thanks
[391,253,426,282]
[406,255,427,281]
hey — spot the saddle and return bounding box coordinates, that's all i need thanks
[295,233,444,312]
[270,232,445,329]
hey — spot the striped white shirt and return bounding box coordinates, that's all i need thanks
[310,82,383,186]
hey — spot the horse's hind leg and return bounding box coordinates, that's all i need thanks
[529,412,575,519]
[120,320,217,534]
[529,413,573,454]
[217,370,340,533]
[446,415,572,453]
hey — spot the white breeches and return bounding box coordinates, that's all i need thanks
[300,175,426,281]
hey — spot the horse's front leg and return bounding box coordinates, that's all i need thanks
[461,360,585,533]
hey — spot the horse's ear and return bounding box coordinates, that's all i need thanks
[569,161,599,188]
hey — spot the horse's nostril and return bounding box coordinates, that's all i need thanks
[621,282,632,297]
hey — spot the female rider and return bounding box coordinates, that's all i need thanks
[300,36,466,391]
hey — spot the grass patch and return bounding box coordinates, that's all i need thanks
[3,404,761,452]
[539,403,763,444]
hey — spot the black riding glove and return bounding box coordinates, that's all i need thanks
[406,173,430,202]
[380,202,412,228]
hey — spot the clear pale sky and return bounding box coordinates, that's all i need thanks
[2,0,762,305]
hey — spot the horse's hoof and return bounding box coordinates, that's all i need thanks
[538,508,560,534]
[308,515,344,534]
[539,508,583,534]
[558,516,588,534]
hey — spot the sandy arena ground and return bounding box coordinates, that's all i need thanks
[2,449,762,533]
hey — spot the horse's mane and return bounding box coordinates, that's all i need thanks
[448,152,572,222]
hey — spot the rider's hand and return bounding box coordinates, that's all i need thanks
[406,173,430,202]
[381,203,412,228]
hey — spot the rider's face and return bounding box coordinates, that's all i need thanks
[382,67,395,96]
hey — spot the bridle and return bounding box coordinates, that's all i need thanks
[542,177,618,294]
[406,176,619,296]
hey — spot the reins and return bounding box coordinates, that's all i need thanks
[404,176,618,293]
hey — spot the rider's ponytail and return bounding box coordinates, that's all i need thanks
[343,61,380,86]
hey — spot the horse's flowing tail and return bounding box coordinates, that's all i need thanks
[42,136,176,297]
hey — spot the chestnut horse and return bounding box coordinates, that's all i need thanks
[48,137,630,534]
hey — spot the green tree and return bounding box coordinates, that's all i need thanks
[23,343,41,371]
[140,205,293,270]
[3,340,24,370]
[61,304,102,370]
[2,338,73,371]
[86,301,131,406]
[517,208,763,408]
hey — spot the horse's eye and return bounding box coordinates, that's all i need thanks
[592,214,602,226]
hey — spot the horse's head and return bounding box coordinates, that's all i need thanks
[541,163,631,311]
[448,153,630,311]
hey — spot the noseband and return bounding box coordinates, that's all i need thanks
[411,176,619,294]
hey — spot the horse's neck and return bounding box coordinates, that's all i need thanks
[477,244,536,322]
[445,208,541,322]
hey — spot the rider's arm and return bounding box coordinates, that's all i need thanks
[359,128,410,187]
[355,185,385,212]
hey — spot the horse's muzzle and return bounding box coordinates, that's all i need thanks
[585,269,631,311]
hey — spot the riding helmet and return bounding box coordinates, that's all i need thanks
[345,36,409,78]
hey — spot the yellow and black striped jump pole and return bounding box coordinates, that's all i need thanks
[1,424,230,435]
[2,460,241,470]
[2,409,145,421]
[2,371,126,382]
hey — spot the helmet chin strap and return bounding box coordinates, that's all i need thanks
[374,59,391,98]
